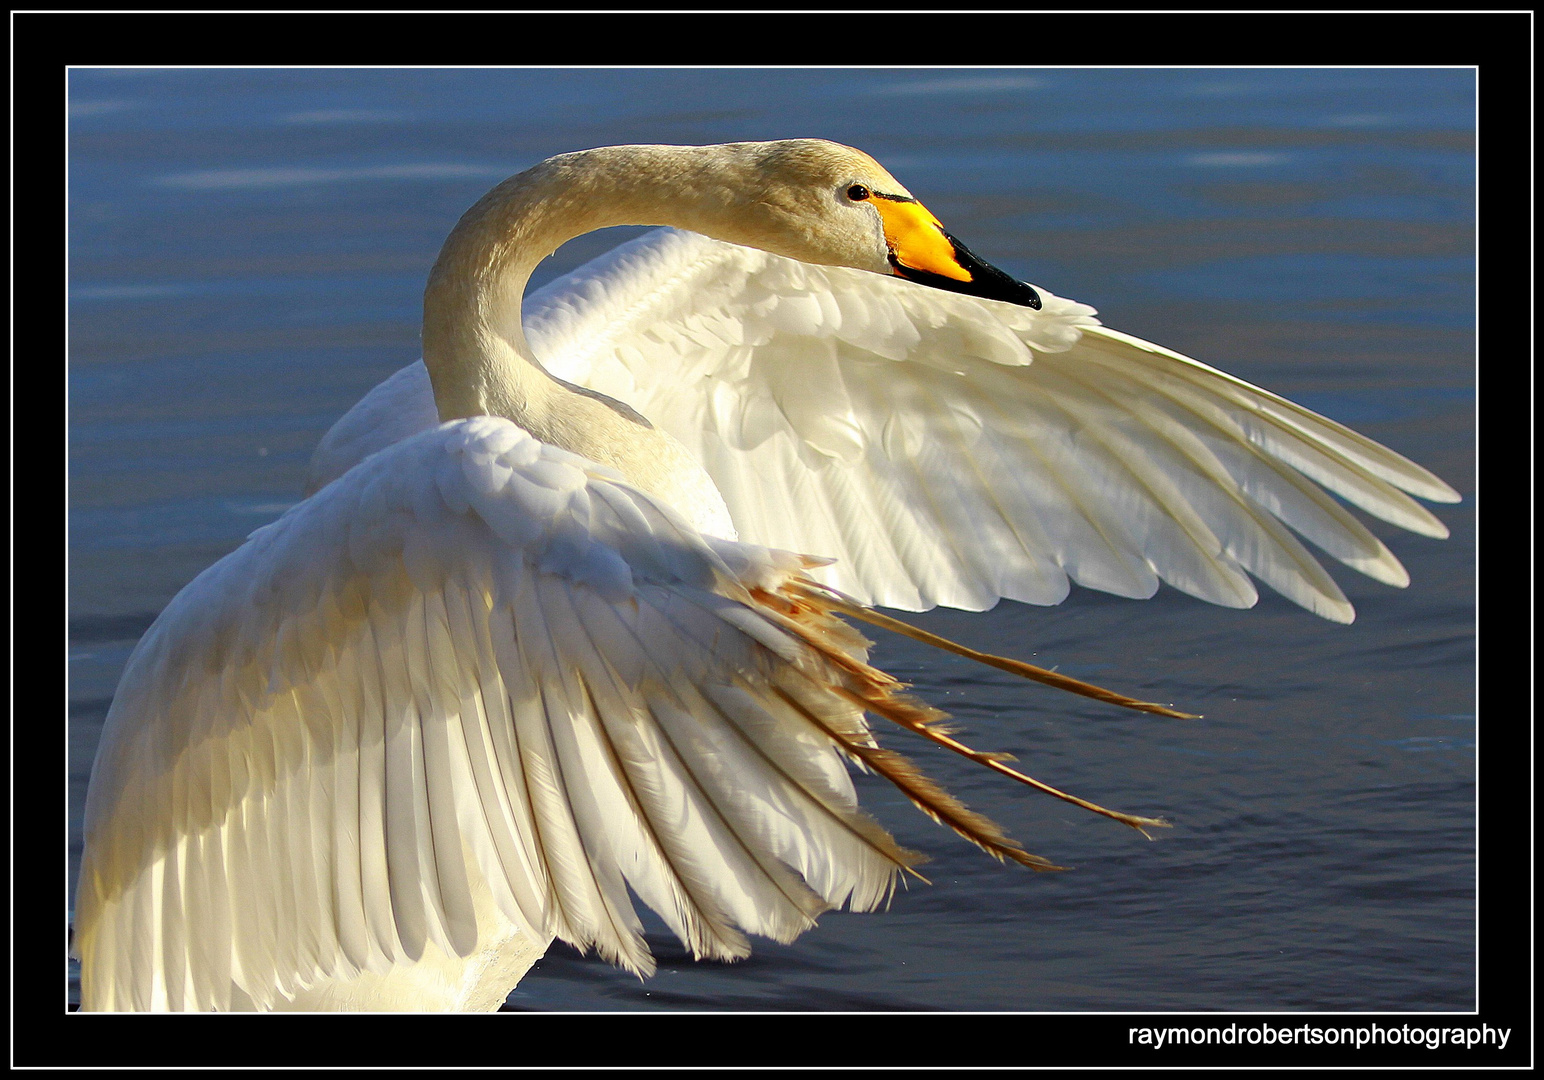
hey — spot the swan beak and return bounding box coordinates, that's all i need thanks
[875,194,1042,310]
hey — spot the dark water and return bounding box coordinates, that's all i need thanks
[67,68,1475,1011]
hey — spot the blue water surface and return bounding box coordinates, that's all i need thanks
[68,67,1475,1012]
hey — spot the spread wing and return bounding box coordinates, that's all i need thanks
[307,228,1459,621]
[76,418,931,1011]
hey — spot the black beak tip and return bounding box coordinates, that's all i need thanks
[950,233,1042,310]
[1010,279,1043,310]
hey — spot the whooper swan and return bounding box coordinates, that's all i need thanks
[74,140,1458,1012]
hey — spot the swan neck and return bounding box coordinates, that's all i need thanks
[421,144,747,424]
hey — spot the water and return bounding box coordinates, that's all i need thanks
[67,68,1475,1011]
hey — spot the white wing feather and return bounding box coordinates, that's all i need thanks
[305,227,1458,621]
[77,417,916,1011]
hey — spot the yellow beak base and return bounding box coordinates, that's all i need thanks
[873,196,974,283]
[873,193,1043,310]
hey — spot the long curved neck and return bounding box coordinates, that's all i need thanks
[422,144,759,424]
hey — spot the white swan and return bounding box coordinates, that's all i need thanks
[73,140,1458,1012]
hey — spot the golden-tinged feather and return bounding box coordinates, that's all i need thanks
[770,685,1064,872]
[787,579,1200,720]
[736,569,1173,855]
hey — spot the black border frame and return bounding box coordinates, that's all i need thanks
[21,9,1530,1069]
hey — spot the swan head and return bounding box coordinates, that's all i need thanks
[708,139,1043,310]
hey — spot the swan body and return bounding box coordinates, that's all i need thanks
[74,140,1458,1012]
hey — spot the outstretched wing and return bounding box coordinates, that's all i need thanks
[307,228,1459,621]
[77,418,930,1011]
[532,229,1459,620]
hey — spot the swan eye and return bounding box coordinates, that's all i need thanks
[846,184,871,202]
